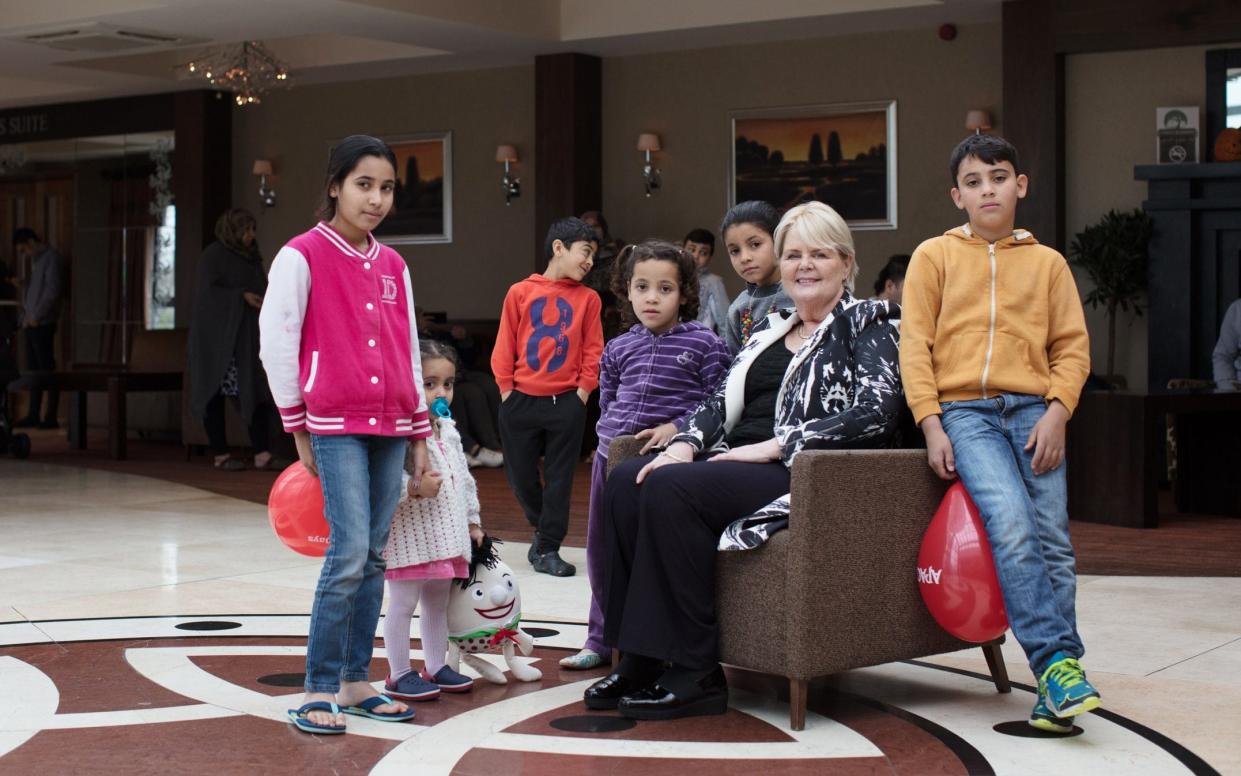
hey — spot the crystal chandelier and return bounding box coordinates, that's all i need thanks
[180,41,289,106]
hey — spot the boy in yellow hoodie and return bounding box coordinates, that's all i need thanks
[900,134,1096,734]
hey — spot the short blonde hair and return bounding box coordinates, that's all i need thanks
[773,201,858,292]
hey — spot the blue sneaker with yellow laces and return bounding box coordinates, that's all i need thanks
[1039,652,1101,718]
[1029,693,1075,733]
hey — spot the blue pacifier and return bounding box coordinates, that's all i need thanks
[431,396,452,418]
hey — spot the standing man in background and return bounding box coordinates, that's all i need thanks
[14,228,66,429]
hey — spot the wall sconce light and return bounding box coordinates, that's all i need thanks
[252,159,276,208]
[637,133,662,197]
[965,109,993,135]
[496,145,520,205]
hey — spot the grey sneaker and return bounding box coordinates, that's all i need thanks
[474,447,504,467]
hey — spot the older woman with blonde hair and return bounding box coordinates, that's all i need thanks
[583,200,904,721]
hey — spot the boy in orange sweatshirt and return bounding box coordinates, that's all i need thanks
[900,135,1097,734]
[492,217,603,577]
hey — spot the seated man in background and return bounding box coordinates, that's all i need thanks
[416,306,503,467]
[1213,297,1241,391]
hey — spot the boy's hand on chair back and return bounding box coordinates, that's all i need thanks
[920,416,956,480]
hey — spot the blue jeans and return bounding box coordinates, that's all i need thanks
[304,434,407,693]
[939,393,1082,676]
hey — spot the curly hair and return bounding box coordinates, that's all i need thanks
[610,239,700,329]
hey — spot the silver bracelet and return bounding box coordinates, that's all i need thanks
[658,448,690,463]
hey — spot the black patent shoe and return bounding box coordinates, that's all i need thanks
[618,666,728,720]
[584,670,657,710]
[531,549,576,577]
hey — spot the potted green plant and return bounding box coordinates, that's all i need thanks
[1068,208,1154,387]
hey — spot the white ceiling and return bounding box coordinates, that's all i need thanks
[0,0,1004,110]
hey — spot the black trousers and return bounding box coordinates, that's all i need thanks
[452,373,502,453]
[22,323,58,422]
[497,389,586,552]
[203,392,274,456]
[603,454,790,671]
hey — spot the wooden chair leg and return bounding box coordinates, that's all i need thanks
[981,641,1011,693]
[71,390,87,450]
[788,677,807,730]
[107,376,126,460]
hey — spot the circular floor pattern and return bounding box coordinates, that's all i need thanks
[257,673,308,688]
[549,714,637,733]
[519,627,560,638]
[0,616,1221,776]
[174,620,244,631]
[992,720,1084,738]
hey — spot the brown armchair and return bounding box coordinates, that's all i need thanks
[606,435,1010,730]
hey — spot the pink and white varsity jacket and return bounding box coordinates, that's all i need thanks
[259,222,431,438]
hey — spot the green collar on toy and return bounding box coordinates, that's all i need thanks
[452,614,521,642]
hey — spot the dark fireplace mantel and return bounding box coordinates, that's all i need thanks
[1136,162,1241,389]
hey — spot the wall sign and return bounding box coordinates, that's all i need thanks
[0,113,50,139]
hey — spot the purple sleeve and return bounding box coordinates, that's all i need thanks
[674,331,732,429]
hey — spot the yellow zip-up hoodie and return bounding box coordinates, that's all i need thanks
[899,224,1091,425]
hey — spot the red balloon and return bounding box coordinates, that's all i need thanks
[268,463,330,556]
[917,481,1009,643]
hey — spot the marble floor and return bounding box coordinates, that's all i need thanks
[0,459,1238,775]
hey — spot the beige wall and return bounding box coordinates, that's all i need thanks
[1066,42,1241,391]
[600,23,1002,299]
[232,25,1000,320]
[231,65,536,320]
[228,28,1230,395]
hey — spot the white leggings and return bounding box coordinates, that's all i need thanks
[383,578,451,679]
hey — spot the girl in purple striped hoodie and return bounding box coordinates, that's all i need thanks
[561,240,731,670]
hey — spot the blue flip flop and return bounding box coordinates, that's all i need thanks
[340,694,416,722]
[287,701,346,734]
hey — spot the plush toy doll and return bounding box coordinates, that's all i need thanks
[446,537,541,684]
[1215,128,1241,162]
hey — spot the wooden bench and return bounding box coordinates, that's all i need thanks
[56,369,182,459]
[54,329,185,460]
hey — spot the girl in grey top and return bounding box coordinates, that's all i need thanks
[718,201,794,353]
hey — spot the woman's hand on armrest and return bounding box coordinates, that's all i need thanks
[635,441,695,484]
[709,438,782,464]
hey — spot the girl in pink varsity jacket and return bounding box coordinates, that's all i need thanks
[259,135,431,735]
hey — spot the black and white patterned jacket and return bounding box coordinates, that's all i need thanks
[670,292,903,549]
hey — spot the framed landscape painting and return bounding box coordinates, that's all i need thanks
[729,101,896,230]
[373,131,453,244]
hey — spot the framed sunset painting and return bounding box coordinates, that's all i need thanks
[729,101,896,229]
[373,131,453,244]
